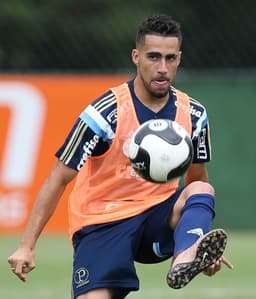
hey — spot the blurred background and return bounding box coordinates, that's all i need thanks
[0,0,255,230]
[0,0,256,298]
[0,0,255,72]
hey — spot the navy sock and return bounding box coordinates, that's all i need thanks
[173,193,215,256]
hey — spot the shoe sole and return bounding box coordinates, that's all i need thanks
[167,229,227,289]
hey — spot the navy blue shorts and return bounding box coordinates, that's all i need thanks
[71,188,183,298]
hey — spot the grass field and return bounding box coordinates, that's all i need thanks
[1,231,255,298]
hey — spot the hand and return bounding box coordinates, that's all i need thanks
[203,255,233,276]
[8,247,36,282]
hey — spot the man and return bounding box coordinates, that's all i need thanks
[8,15,233,299]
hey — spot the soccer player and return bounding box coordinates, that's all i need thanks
[8,14,233,299]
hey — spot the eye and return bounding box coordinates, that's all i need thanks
[147,53,160,61]
[166,54,178,61]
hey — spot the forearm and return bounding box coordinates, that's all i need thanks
[8,160,76,282]
[18,160,77,250]
[19,178,66,250]
[184,163,209,185]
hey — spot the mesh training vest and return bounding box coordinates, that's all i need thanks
[68,83,192,237]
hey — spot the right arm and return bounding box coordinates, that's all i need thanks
[9,91,117,282]
[8,160,77,282]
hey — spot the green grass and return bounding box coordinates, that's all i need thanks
[1,231,256,298]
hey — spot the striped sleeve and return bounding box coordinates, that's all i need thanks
[189,97,212,163]
[55,90,117,170]
[79,91,116,141]
[58,119,88,165]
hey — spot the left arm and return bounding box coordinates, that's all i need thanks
[184,163,209,185]
[188,99,212,185]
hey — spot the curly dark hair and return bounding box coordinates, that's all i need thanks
[136,15,182,47]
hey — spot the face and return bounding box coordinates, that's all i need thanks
[132,34,181,99]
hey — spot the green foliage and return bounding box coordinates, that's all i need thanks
[0,1,255,71]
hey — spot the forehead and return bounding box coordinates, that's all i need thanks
[140,34,180,53]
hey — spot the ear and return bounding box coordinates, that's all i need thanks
[132,49,139,65]
[177,51,182,66]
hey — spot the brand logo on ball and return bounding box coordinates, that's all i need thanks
[132,161,146,171]
[148,119,168,131]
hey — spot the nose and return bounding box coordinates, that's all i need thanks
[158,58,168,73]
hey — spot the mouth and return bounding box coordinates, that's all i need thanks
[152,79,170,88]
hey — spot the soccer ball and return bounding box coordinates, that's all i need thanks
[128,119,193,183]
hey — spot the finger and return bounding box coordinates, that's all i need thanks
[22,265,31,274]
[7,256,15,266]
[203,269,213,276]
[12,262,35,282]
[203,269,215,276]
[203,259,223,276]
[213,260,222,273]
[22,262,35,273]
[203,264,215,276]
[221,256,234,269]
[203,264,219,276]
[14,262,27,282]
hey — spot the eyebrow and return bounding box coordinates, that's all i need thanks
[146,51,161,56]
[146,52,178,58]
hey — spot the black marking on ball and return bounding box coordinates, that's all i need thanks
[167,136,194,180]
[129,147,152,181]
[134,120,182,146]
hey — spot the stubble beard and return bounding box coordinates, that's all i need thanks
[141,75,170,99]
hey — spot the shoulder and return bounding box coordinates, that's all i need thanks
[86,90,117,115]
[186,96,210,140]
[171,87,207,116]
[172,87,208,122]
[80,90,117,123]
[189,96,208,120]
[79,90,117,141]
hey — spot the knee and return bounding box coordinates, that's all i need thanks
[180,181,216,217]
[169,182,215,229]
[177,181,215,211]
[183,181,215,199]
